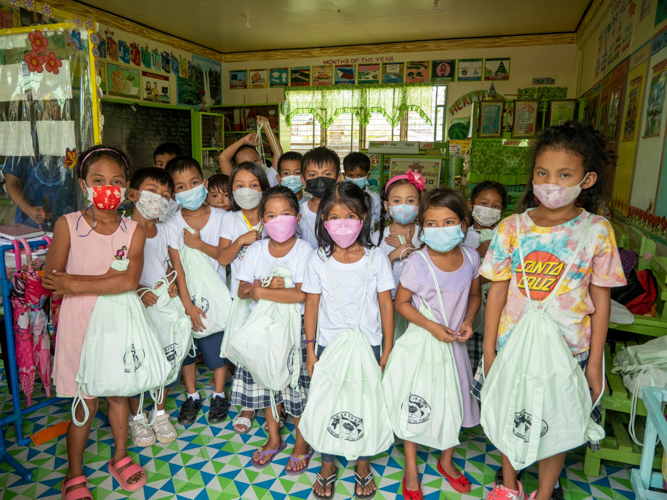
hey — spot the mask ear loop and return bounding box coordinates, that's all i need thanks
[76,206,96,237]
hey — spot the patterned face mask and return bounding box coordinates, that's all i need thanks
[135,190,169,220]
[86,183,125,211]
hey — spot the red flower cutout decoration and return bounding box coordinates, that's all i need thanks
[24,50,44,73]
[44,52,62,75]
[28,30,48,54]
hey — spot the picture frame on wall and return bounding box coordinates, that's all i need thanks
[548,99,577,127]
[512,100,539,138]
[478,101,504,138]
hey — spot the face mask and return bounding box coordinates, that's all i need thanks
[233,187,262,210]
[420,224,465,253]
[86,183,125,211]
[135,190,169,220]
[533,174,588,209]
[388,204,418,225]
[479,228,495,243]
[472,205,502,227]
[175,183,207,211]
[264,215,297,242]
[281,175,303,194]
[305,176,336,199]
[347,176,368,189]
[324,219,363,249]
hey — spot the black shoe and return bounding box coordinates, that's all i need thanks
[178,396,203,426]
[208,395,230,424]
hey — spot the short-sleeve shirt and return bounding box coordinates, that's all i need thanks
[220,210,267,297]
[297,202,319,249]
[480,210,627,355]
[366,189,382,226]
[301,247,395,347]
[139,222,169,287]
[159,198,181,222]
[371,226,421,299]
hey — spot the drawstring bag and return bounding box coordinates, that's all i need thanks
[138,271,193,385]
[382,250,463,450]
[219,296,252,365]
[480,214,605,470]
[300,248,394,460]
[230,267,302,419]
[179,228,233,338]
[72,260,171,427]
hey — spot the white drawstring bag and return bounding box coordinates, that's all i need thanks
[179,228,233,338]
[138,271,193,386]
[300,248,394,460]
[382,250,463,450]
[480,214,605,470]
[72,260,171,426]
[219,296,252,365]
[230,266,302,419]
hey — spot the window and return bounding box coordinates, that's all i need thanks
[406,85,447,142]
[364,112,400,149]
[324,113,360,157]
[288,113,321,153]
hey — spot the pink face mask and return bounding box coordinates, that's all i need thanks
[533,173,588,209]
[324,219,363,248]
[264,215,297,243]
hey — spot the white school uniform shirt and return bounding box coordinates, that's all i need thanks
[301,247,395,347]
[267,166,279,188]
[297,202,319,249]
[236,238,313,312]
[371,225,421,299]
[164,207,227,283]
[140,223,170,287]
[220,210,267,298]
[159,198,181,222]
[366,188,382,226]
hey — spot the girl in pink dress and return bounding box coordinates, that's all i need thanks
[43,146,147,500]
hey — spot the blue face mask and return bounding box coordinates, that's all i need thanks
[388,204,418,225]
[281,175,303,194]
[420,224,465,252]
[175,183,207,210]
[347,176,368,189]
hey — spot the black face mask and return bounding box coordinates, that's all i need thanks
[305,176,337,199]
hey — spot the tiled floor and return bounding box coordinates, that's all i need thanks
[0,365,637,499]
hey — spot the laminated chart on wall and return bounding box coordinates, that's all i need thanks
[35,121,76,157]
[0,122,34,156]
[29,61,72,101]
[0,63,26,102]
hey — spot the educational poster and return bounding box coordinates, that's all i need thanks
[190,54,222,107]
[512,101,538,137]
[290,67,311,86]
[623,76,643,141]
[367,153,382,193]
[641,0,652,21]
[312,65,333,86]
[142,71,170,103]
[334,65,355,85]
[389,158,441,191]
[595,0,636,78]
[382,62,404,83]
[457,58,483,81]
[644,59,667,137]
[406,61,429,83]
[549,101,576,126]
[588,94,600,128]
[248,69,268,88]
[358,64,380,84]
[269,68,288,87]
[484,58,510,81]
[99,63,107,95]
[431,60,455,82]
[107,64,141,99]
[598,98,609,136]
[229,70,247,89]
[657,0,667,26]
[607,89,622,143]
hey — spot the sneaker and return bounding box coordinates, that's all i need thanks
[486,481,527,500]
[208,395,230,424]
[129,413,156,447]
[152,411,178,443]
[178,396,203,426]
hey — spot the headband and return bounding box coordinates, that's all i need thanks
[384,170,426,194]
[79,148,129,175]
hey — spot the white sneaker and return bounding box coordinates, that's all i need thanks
[152,411,178,443]
[129,413,156,447]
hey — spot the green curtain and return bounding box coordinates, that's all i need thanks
[468,138,534,185]
[517,87,568,100]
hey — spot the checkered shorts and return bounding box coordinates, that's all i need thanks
[470,350,602,451]
[230,322,310,417]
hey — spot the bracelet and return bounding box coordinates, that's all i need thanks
[303,339,317,344]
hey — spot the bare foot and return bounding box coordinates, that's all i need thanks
[286,441,311,473]
[113,454,145,486]
[404,463,421,492]
[355,460,376,497]
[439,458,462,479]
[313,462,337,498]
[233,410,254,433]
[252,436,282,465]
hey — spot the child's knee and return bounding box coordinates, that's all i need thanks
[73,397,99,423]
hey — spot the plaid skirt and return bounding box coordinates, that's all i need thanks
[471,350,602,451]
[230,321,310,417]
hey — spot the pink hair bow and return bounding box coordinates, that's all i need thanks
[385,170,427,194]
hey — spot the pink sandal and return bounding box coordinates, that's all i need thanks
[60,475,92,500]
[108,456,147,492]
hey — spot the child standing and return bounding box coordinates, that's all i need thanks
[153,142,183,220]
[43,146,148,499]
[475,122,626,500]
[164,157,230,427]
[395,188,481,499]
[303,182,395,500]
[343,152,381,226]
[206,173,231,211]
[276,151,311,204]
[233,186,313,473]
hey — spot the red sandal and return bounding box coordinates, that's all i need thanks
[61,475,92,500]
[402,474,424,500]
[437,460,471,493]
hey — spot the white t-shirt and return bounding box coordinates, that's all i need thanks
[297,202,319,249]
[159,198,181,222]
[140,223,170,287]
[164,207,227,283]
[366,188,382,226]
[237,238,313,312]
[220,210,267,297]
[267,166,279,188]
[371,225,422,299]
[301,247,395,347]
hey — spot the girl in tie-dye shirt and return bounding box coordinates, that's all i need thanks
[477,122,626,500]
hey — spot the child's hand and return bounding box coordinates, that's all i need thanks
[238,230,261,247]
[379,351,390,372]
[266,277,285,289]
[183,227,202,249]
[256,116,269,128]
[243,133,260,147]
[42,270,75,295]
[427,321,458,343]
[483,353,495,378]
[186,304,207,332]
[249,281,263,301]
[456,320,474,342]
[139,290,158,308]
[384,234,402,248]
[585,362,604,403]
[306,350,319,378]
[168,281,178,298]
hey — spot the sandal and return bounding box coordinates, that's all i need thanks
[437,460,471,493]
[355,471,377,500]
[250,441,287,468]
[313,465,339,500]
[61,475,92,500]
[232,411,255,434]
[108,456,147,492]
[402,474,424,500]
[264,405,286,431]
[285,450,312,475]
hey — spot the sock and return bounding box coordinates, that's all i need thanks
[503,483,520,496]
[187,392,200,401]
[150,409,166,419]
[130,413,143,422]
[213,392,226,399]
[555,480,560,489]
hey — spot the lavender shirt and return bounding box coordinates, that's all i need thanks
[399,246,481,428]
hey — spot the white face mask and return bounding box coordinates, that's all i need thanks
[233,187,262,210]
[472,205,502,227]
[533,173,589,209]
[135,190,169,220]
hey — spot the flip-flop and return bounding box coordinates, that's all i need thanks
[250,441,287,468]
[61,475,92,500]
[313,465,339,500]
[232,412,255,435]
[437,460,471,493]
[108,456,147,492]
[285,450,312,475]
[402,474,424,500]
[354,471,377,500]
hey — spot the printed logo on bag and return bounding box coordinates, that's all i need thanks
[164,343,179,366]
[191,296,209,314]
[123,344,146,373]
[513,410,548,442]
[287,346,295,375]
[403,394,431,424]
[515,251,565,301]
[327,412,364,441]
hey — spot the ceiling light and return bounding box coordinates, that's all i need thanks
[246,16,250,28]
[433,0,438,12]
